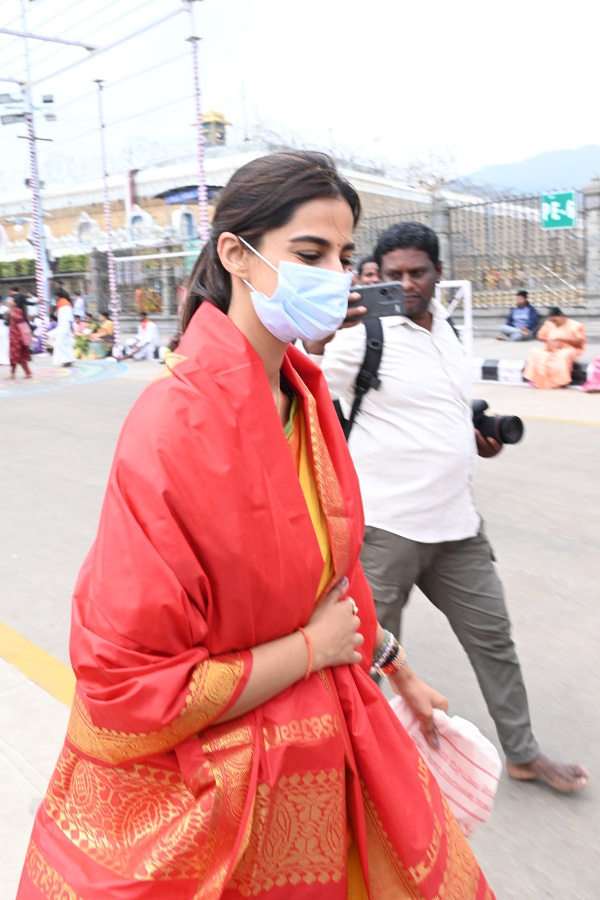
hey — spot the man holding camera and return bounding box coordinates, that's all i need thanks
[305,221,587,793]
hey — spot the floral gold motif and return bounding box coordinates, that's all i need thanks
[66,654,245,764]
[228,769,347,895]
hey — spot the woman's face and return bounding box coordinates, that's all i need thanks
[7,297,15,309]
[243,197,355,297]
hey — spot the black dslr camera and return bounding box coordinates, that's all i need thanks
[471,400,524,445]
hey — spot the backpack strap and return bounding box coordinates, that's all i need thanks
[338,318,384,439]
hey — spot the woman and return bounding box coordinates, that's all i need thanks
[18,152,494,899]
[6,295,32,379]
[582,355,600,391]
[83,311,115,358]
[52,290,76,367]
[0,297,9,366]
[523,306,586,388]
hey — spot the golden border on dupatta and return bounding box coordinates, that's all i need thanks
[66,654,245,764]
[25,841,86,900]
[298,374,352,594]
[42,723,254,885]
[360,765,493,900]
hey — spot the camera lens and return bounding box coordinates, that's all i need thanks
[496,415,524,444]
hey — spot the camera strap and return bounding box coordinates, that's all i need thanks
[335,317,383,440]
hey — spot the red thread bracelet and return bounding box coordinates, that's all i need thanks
[297,627,313,680]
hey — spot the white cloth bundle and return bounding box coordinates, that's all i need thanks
[390,696,502,837]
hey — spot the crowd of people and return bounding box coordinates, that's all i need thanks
[1,285,165,375]
[14,151,591,900]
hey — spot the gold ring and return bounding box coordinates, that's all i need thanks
[351,601,359,616]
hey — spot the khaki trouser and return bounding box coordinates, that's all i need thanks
[361,523,539,765]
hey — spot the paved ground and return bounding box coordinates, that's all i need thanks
[1,341,599,899]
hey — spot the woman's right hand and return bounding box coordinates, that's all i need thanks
[304,579,364,671]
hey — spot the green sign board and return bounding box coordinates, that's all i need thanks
[540,191,576,230]
[184,238,204,275]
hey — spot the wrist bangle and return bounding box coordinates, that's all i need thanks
[381,647,407,676]
[296,627,313,680]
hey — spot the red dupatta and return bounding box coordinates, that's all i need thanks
[19,302,493,900]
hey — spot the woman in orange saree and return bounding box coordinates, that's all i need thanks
[523,307,586,388]
[18,152,494,900]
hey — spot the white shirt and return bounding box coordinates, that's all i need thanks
[136,320,160,349]
[312,302,480,543]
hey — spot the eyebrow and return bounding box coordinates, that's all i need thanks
[289,235,355,251]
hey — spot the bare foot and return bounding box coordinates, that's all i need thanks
[496,335,508,341]
[507,753,588,793]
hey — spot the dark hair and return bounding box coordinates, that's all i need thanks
[100,310,111,319]
[516,289,528,299]
[374,221,440,269]
[548,306,563,317]
[181,151,361,331]
[10,285,19,292]
[54,288,71,301]
[357,256,377,276]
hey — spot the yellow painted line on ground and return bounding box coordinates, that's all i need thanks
[521,414,600,427]
[0,621,74,707]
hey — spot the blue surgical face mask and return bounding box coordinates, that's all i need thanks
[238,236,352,343]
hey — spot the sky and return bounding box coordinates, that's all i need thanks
[0,0,598,192]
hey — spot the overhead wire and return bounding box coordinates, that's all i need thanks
[37,94,194,153]
[0,0,157,77]
[55,52,185,114]
[22,0,169,78]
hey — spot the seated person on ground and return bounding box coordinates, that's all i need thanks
[523,306,586,388]
[496,290,538,341]
[122,311,160,360]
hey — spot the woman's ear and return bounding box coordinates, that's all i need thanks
[217,233,248,280]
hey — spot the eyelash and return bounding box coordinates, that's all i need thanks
[296,252,353,269]
[295,252,321,263]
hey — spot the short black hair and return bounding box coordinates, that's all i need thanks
[374,221,440,269]
[516,289,528,298]
[548,306,563,317]
[357,256,377,276]
[10,285,19,292]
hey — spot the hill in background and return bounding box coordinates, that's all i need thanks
[457,145,600,194]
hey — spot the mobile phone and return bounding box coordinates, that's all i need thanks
[349,282,405,319]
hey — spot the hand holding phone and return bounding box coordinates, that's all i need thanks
[348,282,406,319]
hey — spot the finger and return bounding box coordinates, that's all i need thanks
[433,693,449,713]
[325,578,349,604]
[424,727,440,750]
[352,650,363,663]
[345,305,367,318]
[354,631,365,646]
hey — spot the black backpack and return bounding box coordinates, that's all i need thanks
[334,318,383,439]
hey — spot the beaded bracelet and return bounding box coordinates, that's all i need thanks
[378,637,400,669]
[372,630,394,666]
[296,627,313,680]
[381,647,407,677]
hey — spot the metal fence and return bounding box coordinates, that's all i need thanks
[110,247,195,316]
[353,192,586,308]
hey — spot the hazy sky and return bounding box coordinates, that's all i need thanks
[0,0,597,190]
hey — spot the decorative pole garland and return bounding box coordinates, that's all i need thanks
[95,79,121,355]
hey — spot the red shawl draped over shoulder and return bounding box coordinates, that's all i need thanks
[18,303,493,900]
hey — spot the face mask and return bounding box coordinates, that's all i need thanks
[238,236,352,343]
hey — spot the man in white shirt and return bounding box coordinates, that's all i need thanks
[306,221,587,793]
[72,291,86,319]
[123,311,160,360]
